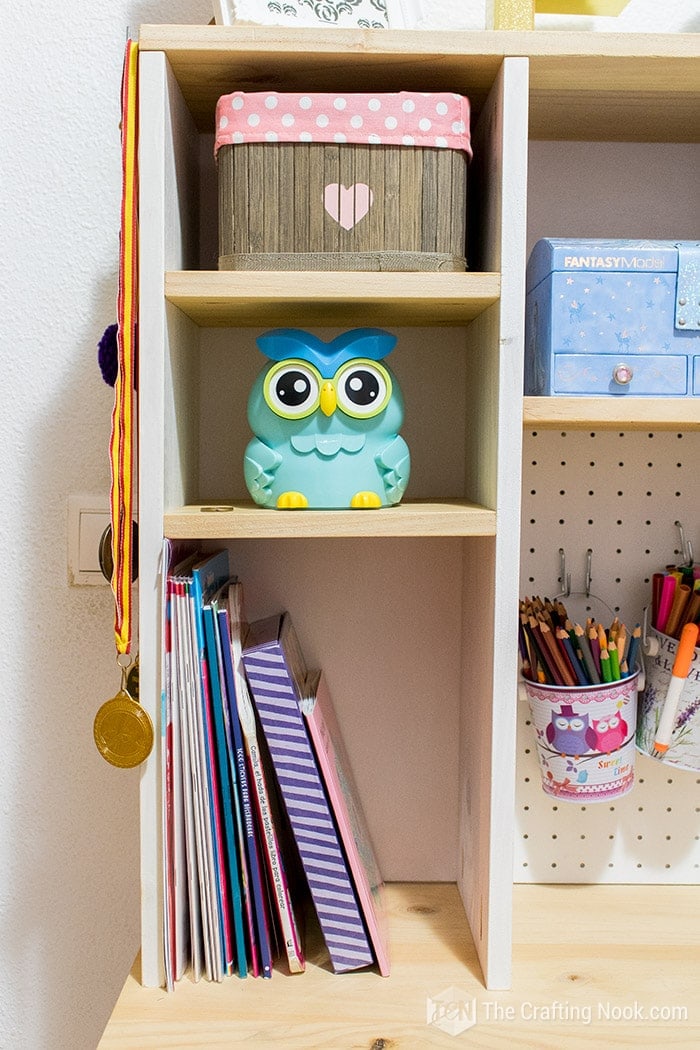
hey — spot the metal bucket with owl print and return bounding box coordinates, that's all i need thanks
[244,328,410,510]
[636,627,700,772]
[522,673,640,802]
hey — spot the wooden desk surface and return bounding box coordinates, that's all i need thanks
[99,883,700,1048]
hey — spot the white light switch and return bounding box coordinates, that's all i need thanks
[79,510,111,574]
[68,495,110,586]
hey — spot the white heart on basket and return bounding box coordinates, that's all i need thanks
[323,183,374,230]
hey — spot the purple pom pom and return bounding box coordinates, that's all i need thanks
[98,323,119,386]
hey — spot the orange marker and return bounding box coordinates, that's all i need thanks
[653,622,700,755]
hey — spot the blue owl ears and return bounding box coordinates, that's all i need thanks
[256,328,398,379]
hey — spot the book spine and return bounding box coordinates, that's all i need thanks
[218,607,273,978]
[244,647,374,973]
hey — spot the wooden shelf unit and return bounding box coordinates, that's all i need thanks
[133,24,700,1016]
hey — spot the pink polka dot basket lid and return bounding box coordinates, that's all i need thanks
[215,91,472,158]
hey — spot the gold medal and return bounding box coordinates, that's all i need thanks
[94,690,153,768]
[94,656,153,768]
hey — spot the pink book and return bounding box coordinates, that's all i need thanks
[301,671,390,976]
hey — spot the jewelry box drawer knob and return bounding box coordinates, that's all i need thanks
[612,363,634,386]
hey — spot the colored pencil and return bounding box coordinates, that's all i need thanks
[588,626,602,676]
[518,598,633,687]
[539,621,576,687]
[616,624,627,665]
[574,624,601,684]
[608,640,621,680]
[624,625,641,676]
[600,648,613,683]
[556,628,588,686]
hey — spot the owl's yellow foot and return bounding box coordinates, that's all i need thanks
[350,491,382,509]
[276,491,309,509]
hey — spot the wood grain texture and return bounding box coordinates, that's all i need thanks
[164,270,500,326]
[163,499,497,540]
[218,141,467,268]
[523,396,700,430]
[139,27,699,143]
[98,883,700,1049]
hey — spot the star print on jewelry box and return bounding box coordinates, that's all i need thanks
[244,328,411,510]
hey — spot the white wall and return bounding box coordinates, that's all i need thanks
[0,2,696,1049]
[0,3,210,1049]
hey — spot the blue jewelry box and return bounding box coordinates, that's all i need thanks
[525,239,700,396]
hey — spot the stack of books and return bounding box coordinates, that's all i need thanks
[161,545,389,988]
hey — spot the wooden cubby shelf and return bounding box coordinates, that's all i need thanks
[138,26,700,142]
[523,396,700,431]
[165,271,501,327]
[164,499,497,540]
[122,26,700,1041]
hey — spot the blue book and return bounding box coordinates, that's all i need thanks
[203,602,248,978]
[189,550,233,976]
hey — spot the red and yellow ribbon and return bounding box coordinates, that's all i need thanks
[110,40,139,655]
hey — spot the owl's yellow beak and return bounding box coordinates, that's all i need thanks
[320,381,337,417]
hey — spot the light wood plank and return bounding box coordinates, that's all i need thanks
[458,57,530,993]
[523,396,700,431]
[138,27,700,143]
[164,270,500,326]
[98,882,700,1049]
[163,499,496,540]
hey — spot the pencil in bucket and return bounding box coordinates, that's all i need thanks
[519,598,640,802]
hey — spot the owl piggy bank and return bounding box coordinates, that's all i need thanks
[244,328,410,510]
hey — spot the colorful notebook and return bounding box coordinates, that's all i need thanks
[243,613,375,973]
[227,590,305,974]
[302,670,389,976]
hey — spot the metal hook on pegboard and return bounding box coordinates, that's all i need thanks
[675,520,694,568]
[553,546,615,623]
[557,547,571,598]
[585,547,593,598]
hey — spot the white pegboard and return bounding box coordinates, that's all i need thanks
[516,428,700,883]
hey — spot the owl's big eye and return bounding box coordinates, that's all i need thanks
[335,360,391,419]
[264,360,321,419]
[569,718,584,731]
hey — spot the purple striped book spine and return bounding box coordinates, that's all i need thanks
[243,625,374,973]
